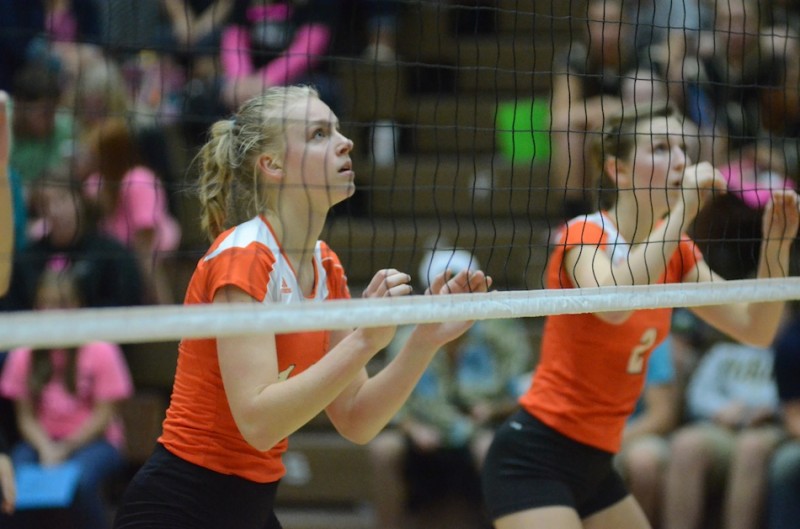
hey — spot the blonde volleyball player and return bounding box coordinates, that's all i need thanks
[113,85,491,529]
[481,102,799,529]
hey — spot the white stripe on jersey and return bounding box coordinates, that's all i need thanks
[560,212,631,267]
[204,216,330,304]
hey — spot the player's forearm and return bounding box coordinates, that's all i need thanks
[0,172,12,297]
[732,238,794,345]
[609,214,685,287]
[329,336,440,444]
[237,331,378,451]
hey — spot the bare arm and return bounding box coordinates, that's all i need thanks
[0,453,13,514]
[0,91,12,297]
[690,190,800,346]
[622,383,680,444]
[161,0,193,45]
[14,399,59,463]
[324,270,492,444]
[566,163,726,324]
[59,401,116,456]
[784,400,800,439]
[217,269,412,451]
[191,0,235,43]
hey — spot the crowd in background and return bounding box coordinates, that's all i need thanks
[0,1,798,528]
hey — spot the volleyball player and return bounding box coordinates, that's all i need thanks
[113,85,491,529]
[481,102,799,529]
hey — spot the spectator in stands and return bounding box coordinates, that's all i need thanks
[40,0,104,98]
[684,0,767,150]
[369,247,533,529]
[662,339,783,529]
[0,264,134,529]
[72,59,130,136]
[81,117,181,304]
[757,22,800,140]
[72,58,181,229]
[0,1,45,92]
[0,166,145,312]
[181,0,343,147]
[143,1,237,131]
[219,0,341,110]
[157,0,236,71]
[549,0,640,218]
[768,306,800,529]
[9,61,74,188]
[615,337,681,529]
[360,0,400,62]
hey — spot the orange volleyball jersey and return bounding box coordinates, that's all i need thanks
[159,215,350,483]
[519,212,702,453]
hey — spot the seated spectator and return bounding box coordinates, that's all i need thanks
[687,0,767,149]
[180,0,343,146]
[40,0,104,100]
[157,0,235,73]
[662,340,783,529]
[757,23,800,140]
[360,0,400,63]
[72,57,181,219]
[368,247,533,529]
[0,265,134,529]
[615,336,681,529]
[82,117,181,304]
[768,306,800,529]
[9,61,74,188]
[549,0,641,218]
[0,1,47,92]
[219,0,341,111]
[0,166,144,312]
[71,59,130,137]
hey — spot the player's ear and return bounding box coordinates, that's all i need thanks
[257,153,283,183]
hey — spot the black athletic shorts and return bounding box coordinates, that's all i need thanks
[113,444,283,529]
[481,409,629,521]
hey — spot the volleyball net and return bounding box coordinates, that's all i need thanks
[1,0,799,350]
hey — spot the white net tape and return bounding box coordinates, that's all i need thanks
[2,278,799,350]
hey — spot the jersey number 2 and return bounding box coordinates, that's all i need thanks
[627,328,657,374]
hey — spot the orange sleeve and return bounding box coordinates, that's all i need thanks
[319,242,351,300]
[549,220,607,289]
[671,235,704,281]
[204,243,276,302]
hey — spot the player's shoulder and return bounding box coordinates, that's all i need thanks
[204,217,277,263]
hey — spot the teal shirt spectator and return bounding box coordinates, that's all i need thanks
[9,168,25,250]
[630,337,675,419]
[388,318,533,448]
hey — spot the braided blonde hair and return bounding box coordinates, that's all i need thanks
[196,85,320,241]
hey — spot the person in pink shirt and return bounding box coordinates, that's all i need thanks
[0,264,134,529]
[220,0,341,110]
[82,117,181,304]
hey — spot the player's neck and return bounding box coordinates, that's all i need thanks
[609,199,659,244]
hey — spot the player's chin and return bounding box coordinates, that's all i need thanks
[329,182,357,205]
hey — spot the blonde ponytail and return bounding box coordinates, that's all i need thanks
[194,85,320,242]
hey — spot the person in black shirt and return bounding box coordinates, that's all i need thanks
[0,166,144,312]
